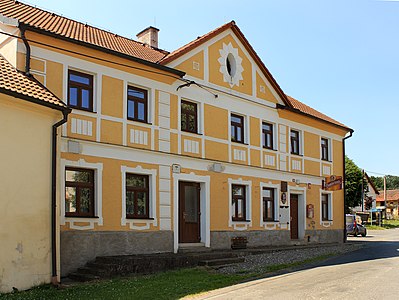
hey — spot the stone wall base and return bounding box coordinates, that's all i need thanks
[60,230,173,276]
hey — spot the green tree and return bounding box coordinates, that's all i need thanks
[345,156,363,213]
[370,175,399,191]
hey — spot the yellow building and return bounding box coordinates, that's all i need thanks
[0,0,353,283]
[0,53,69,293]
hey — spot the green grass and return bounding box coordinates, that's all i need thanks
[0,254,335,300]
[366,219,399,230]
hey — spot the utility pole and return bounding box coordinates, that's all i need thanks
[361,169,364,212]
[383,175,386,225]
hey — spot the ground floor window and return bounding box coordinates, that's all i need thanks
[321,193,331,221]
[126,174,149,219]
[232,184,246,221]
[263,187,275,221]
[65,167,95,217]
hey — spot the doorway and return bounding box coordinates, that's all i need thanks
[290,194,299,239]
[179,181,201,243]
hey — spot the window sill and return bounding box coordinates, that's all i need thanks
[290,153,303,157]
[70,107,95,114]
[127,118,152,125]
[232,219,251,223]
[231,141,248,146]
[321,159,332,163]
[263,220,279,223]
[65,215,99,219]
[263,147,277,151]
[126,217,154,220]
[181,130,202,136]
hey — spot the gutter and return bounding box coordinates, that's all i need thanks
[19,24,31,76]
[342,129,354,243]
[51,110,70,285]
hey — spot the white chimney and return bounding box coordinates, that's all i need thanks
[136,26,159,48]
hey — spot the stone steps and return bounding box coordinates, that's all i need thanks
[198,257,245,267]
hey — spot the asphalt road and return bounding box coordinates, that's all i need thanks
[191,229,399,300]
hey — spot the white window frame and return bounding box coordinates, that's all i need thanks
[121,165,157,230]
[228,178,252,230]
[60,159,103,230]
[320,136,332,162]
[261,121,277,150]
[260,182,280,229]
[179,97,202,135]
[125,82,152,125]
[289,128,303,156]
[320,190,333,227]
[229,112,248,144]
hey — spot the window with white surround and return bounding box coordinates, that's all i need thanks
[121,165,157,230]
[290,129,302,155]
[320,192,333,224]
[262,122,276,150]
[321,137,331,161]
[61,159,103,230]
[228,179,252,230]
[260,183,279,228]
[230,113,246,144]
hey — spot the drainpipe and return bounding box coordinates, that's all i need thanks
[19,25,31,76]
[51,111,69,285]
[342,130,354,243]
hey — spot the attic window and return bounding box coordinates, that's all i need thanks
[226,53,236,77]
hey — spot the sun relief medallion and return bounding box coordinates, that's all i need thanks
[218,42,244,88]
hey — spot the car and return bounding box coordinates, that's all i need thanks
[346,214,367,237]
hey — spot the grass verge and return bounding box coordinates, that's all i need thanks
[366,219,399,230]
[0,253,336,300]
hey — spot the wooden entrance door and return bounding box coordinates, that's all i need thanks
[290,194,299,239]
[179,181,201,243]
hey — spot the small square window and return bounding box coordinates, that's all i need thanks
[181,100,198,133]
[231,114,244,143]
[127,86,148,123]
[68,70,93,112]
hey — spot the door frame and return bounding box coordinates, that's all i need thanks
[173,173,210,253]
[179,181,201,243]
[288,186,306,240]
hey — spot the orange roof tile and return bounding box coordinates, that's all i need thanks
[285,95,351,130]
[0,0,167,63]
[0,54,67,110]
[376,190,399,202]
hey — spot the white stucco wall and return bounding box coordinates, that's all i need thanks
[0,94,62,293]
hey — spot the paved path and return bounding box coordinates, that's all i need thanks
[189,229,399,300]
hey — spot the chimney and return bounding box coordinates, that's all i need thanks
[136,26,159,48]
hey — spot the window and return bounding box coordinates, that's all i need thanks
[321,194,330,221]
[231,114,244,143]
[126,174,149,219]
[127,86,148,123]
[68,70,93,111]
[263,187,275,221]
[65,168,95,217]
[262,122,274,149]
[290,129,300,155]
[232,184,246,221]
[321,138,329,161]
[181,100,198,133]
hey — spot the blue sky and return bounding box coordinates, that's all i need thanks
[26,0,399,176]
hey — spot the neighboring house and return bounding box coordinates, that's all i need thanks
[0,54,69,293]
[377,190,399,219]
[352,172,380,213]
[0,0,353,287]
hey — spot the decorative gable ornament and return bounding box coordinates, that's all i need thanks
[218,42,244,87]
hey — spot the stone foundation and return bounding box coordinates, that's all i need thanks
[60,230,173,276]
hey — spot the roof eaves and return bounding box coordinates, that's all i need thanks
[21,23,185,78]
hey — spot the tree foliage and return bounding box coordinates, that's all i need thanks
[370,175,399,191]
[345,156,364,213]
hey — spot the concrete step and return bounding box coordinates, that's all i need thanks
[198,257,245,267]
[68,272,101,282]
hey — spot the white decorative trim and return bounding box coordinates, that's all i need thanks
[292,159,301,171]
[183,139,199,154]
[320,189,333,227]
[71,118,93,136]
[288,186,307,239]
[228,178,252,230]
[264,154,275,167]
[260,182,280,229]
[173,173,211,253]
[60,159,103,230]
[322,165,331,176]
[130,129,148,145]
[233,149,246,161]
[218,42,244,87]
[121,165,157,230]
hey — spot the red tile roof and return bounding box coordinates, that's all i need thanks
[285,95,350,130]
[0,54,67,110]
[0,0,167,63]
[376,190,399,202]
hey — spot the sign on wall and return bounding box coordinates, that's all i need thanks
[323,175,342,191]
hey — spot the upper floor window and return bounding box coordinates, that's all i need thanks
[321,138,329,161]
[232,184,246,221]
[127,86,148,123]
[181,100,198,133]
[290,129,300,155]
[126,174,149,219]
[262,122,274,149]
[262,187,275,222]
[68,70,93,112]
[65,167,95,217]
[231,114,244,143]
